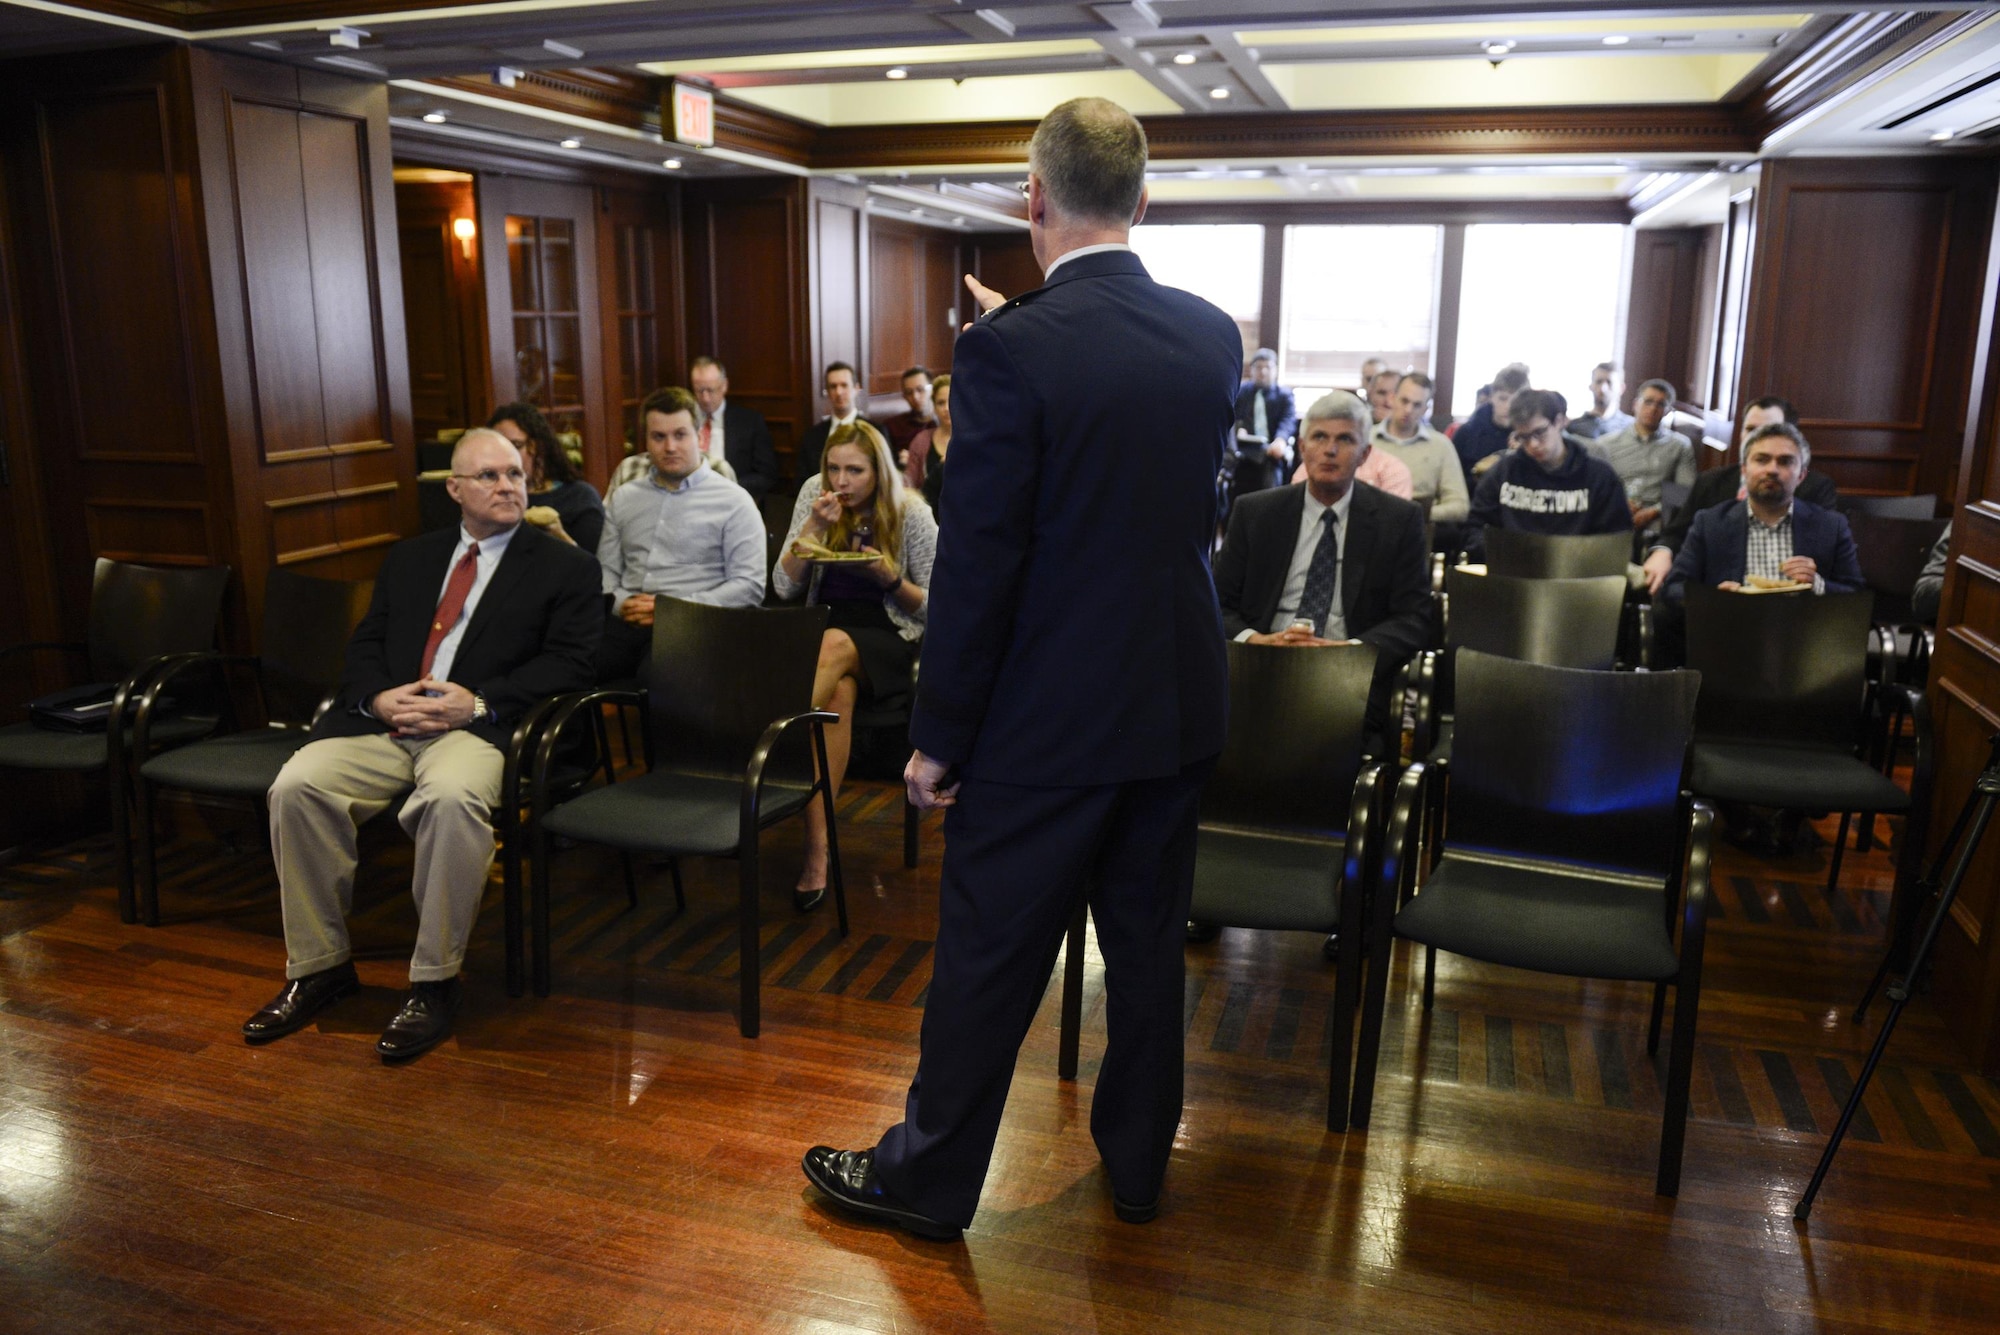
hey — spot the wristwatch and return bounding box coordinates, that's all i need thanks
[471,692,491,724]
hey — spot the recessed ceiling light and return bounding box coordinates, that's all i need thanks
[1483,40,1515,57]
[1602,35,1630,46]
[1931,128,1956,142]
[1173,51,1197,66]
[1308,181,1323,191]
[422,111,447,124]
[1209,86,1230,100]
[663,158,682,169]
[886,67,908,80]
[560,137,582,149]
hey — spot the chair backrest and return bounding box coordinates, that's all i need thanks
[1846,513,1949,618]
[1483,527,1631,579]
[1843,493,1937,520]
[1202,640,1376,836]
[1659,480,1691,520]
[1447,571,1624,670]
[1683,585,1873,752]
[646,597,829,783]
[87,559,232,681]
[259,568,375,725]
[1446,650,1699,882]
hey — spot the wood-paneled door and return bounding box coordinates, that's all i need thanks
[478,176,608,469]
[868,216,960,398]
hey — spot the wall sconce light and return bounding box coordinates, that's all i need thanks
[452,215,476,260]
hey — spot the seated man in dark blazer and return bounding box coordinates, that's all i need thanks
[243,427,602,1061]
[1214,388,1431,752]
[1641,395,1838,594]
[689,355,778,508]
[794,361,864,486]
[1663,421,1863,605]
[1229,347,1298,503]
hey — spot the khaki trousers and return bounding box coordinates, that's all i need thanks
[268,730,502,983]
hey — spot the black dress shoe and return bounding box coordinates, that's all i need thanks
[801,1146,962,1241]
[376,977,461,1062]
[1185,921,1221,943]
[242,962,359,1043]
[1113,1193,1160,1224]
[793,886,826,914]
[1322,932,1340,961]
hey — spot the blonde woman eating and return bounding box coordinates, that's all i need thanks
[772,421,936,909]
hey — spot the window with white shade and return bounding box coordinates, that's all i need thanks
[1280,225,1441,407]
[1450,224,1629,418]
[1127,223,1264,362]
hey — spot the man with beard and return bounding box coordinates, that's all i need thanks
[1662,421,1862,601]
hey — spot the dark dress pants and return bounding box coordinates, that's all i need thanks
[873,755,1214,1228]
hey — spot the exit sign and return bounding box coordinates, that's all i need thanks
[669,81,714,148]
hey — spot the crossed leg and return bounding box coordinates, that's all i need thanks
[799,629,860,894]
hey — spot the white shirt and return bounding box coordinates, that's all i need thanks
[701,399,727,463]
[1236,487,1352,641]
[1042,241,1132,280]
[428,523,517,685]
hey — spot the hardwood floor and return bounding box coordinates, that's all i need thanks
[3,777,1999,1333]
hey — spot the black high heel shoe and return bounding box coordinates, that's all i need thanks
[793,886,826,913]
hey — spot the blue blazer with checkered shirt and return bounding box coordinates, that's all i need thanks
[1661,496,1864,602]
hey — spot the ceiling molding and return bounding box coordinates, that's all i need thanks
[1740,9,1995,146]
[813,103,1757,171]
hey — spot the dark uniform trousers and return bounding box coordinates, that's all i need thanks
[873,755,1215,1228]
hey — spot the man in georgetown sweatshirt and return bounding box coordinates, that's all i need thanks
[1464,388,1631,561]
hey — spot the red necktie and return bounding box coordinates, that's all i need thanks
[700,417,713,457]
[420,542,481,679]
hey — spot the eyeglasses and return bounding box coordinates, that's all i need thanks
[1508,423,1557,450]
[452,467,527,488]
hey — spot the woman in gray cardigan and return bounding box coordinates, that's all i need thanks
[772,420,937,908]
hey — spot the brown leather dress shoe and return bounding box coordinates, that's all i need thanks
[376,977,462,1062]
[242,962,359,1043]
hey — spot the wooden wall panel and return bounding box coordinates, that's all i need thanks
[37,90,203,467]
[229,98,328,462]
[1623,227,1709,409]
[684,177,810,476]
[0,45,231,653]
[967,233,1042,305]
[867,215,964,397]
[1736,157,1996,500]
[299,111,388,451]
[1926,183,2000,1073]
[868,222,918,397]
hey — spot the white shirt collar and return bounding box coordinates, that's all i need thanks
[829,409,859,426]
[1043,241,1132,280]
[457,523,517,557]
[1303,484,1354,528]
[649,463,709,494]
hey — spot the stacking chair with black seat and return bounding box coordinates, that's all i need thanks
[1056,641,1388,1130]
[525,597,845,1037]
[1481,527,1632,579]
[127,568,374,925]
[1351,651,1713,1195]
[1846,512,1949,851]
[1683,586,1932,898]
[0,558,232,922]
[1411,570,1626,762]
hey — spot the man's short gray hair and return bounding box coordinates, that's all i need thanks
[1745,420,1811,467]
[1028,97,1147,225]
[1304,390,1372,436]
[451,427,516,471]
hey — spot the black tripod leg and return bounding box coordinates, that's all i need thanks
[1802,772,1999,1221]
[1854,764,1983,1023]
